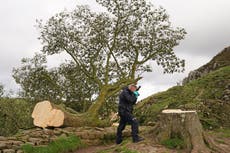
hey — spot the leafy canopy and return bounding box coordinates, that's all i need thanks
[38,0,186,88]
[12,54,96,112]
[13,0,186,117]
[0,83,4,97]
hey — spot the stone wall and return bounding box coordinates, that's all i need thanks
[0,126,151,153]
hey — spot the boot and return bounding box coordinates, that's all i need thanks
[116,137,122,144]
[133,136,144,143]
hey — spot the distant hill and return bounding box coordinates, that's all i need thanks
[135,47,230,129]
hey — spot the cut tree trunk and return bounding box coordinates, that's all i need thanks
[152,109,210,153]
[32,101,65,128]
[31,101,107,128]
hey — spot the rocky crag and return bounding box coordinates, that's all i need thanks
[183,46,230,84]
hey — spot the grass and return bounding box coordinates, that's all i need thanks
[114,146,138,153]
[200,118,220,130]
[161,138,185,149]
[135,66,230,129]
[215,128,230,138]
[21,135,84,153]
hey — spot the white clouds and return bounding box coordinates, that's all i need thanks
[137,50,212,100]
[151,0,230,56]
[0,0,229,98]
[0,0,76,92]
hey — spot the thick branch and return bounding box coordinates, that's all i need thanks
[90,48,102,84]
[130,47,139,79]
[107,77,142,99]
[104,52,112,85]
[64,48,102,86]
[109,77,142,93]
[67,31,104,86]
[87,87,108,117]
[138,50,159,65]
[107,11,126,76]
[108,47,125,76]
[137,33,160,65]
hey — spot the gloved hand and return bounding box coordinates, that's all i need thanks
[133,91,140,98]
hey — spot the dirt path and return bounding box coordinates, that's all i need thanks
[74,140,178,153]
[75,144,116,153]
[73,130,230,153]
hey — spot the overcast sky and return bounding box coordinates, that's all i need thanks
[0,0,230,99]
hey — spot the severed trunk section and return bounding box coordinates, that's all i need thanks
[32,101,95,128]
[31,101,111,128]
[32,101,65,128]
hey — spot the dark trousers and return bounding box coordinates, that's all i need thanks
[116,112,139,143]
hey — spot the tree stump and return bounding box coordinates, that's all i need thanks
[153,109,210,153]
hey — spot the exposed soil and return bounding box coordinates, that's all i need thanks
[75,145,115,153]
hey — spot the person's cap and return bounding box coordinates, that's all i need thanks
[129,84,137,88]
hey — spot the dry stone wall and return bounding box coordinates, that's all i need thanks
[0,126,151,153]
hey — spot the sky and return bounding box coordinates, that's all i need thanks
[0,0,230,99]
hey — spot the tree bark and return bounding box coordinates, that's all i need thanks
[87,88,108,118]
[31,79,140,128]
[31,101,109,128]
[152,109,210,153]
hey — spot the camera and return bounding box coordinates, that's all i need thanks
[136,86,141,91]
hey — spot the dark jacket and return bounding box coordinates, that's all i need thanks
[118,87,137,116]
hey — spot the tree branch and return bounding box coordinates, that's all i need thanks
[106,7,126,76]
[104,52,112,85]
[64,47,102,87]
[130,47,139,79]
[107,77,142,98]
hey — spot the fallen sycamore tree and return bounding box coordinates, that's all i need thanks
[32,0,186,126]
[32,103,230,153]
[31,100,109,128]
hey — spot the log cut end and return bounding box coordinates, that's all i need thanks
[32,101,64,128]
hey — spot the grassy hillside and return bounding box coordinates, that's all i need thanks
[135,66,230,129]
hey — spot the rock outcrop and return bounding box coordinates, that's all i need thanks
[222,84,230,102]
[183,46,230,84]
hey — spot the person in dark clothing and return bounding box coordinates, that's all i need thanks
[116,84,144,144]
